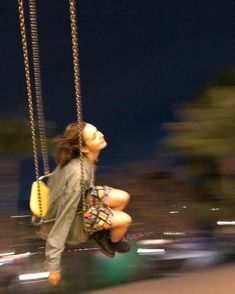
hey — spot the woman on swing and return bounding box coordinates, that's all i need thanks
[39,122,132,285]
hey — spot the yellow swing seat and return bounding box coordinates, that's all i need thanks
[29,175,50,217]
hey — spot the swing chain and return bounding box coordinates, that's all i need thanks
[18,0,43,218]
[69,0,87,211]
[18,0,87,219]
[28,0,50,175]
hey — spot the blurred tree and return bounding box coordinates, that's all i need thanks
[163,67,235,200]
[0,118,55,157]
[0,117,55,212]
[0,119,33,157]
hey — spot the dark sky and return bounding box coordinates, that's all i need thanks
[1,0,235,165]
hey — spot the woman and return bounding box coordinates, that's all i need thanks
[38,122,132,285]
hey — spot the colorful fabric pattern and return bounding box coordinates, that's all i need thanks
[83,186,113,234]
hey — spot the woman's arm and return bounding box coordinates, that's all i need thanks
[45,171,83,278]
[45,191,81,271]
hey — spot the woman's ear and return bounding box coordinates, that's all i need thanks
[81,146,89,153]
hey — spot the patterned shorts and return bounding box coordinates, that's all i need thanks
[83,185,113,235]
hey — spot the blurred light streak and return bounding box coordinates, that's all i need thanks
[10,215,31,219]
[211,208,220,211]
[19,272,49,281]
[163,232,185,236]
[137,248,165,255]
[217,221,235,225]
[11,252,32,259]
[0,252,32,264]
[169,211,179,214]
[0,260,13,265]
[0,251,15,256]
[162,251,217,260]
[138,239,172,245]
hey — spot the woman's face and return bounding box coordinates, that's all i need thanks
[82,123,107,153]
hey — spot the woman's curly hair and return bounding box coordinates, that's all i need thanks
[56,122,87,168]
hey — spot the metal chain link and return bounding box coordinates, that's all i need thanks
[18,0,43,218]
[69,0,87,211]
[29,0,50,175]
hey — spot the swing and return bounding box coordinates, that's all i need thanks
[18,0,130,262]
[18,0,86,224]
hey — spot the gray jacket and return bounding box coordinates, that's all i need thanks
[37,157,94,272]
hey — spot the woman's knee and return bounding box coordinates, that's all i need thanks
[106,189,130,209]
[124,191,130,204]
[118,190,130,205]
[126,214,132,226]
[122,212,132,227]
[110,211,132,228]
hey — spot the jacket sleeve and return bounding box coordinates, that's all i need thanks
[44,171,83,272]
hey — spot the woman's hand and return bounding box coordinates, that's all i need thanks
[48,271,61,285]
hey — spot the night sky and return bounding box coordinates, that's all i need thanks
[1,0,235,165]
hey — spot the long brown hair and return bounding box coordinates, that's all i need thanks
[56,122,86,167]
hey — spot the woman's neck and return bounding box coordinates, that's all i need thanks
[86,151,100,163]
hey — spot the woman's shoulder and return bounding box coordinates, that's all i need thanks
[65,157,93,176]
[69,157,92,168]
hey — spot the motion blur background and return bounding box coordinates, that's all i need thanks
[0,0,235,293]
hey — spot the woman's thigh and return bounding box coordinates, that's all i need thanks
[102,187,130,209]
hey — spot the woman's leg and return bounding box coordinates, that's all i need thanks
[103,188,130,211]
[103,210,132,242]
